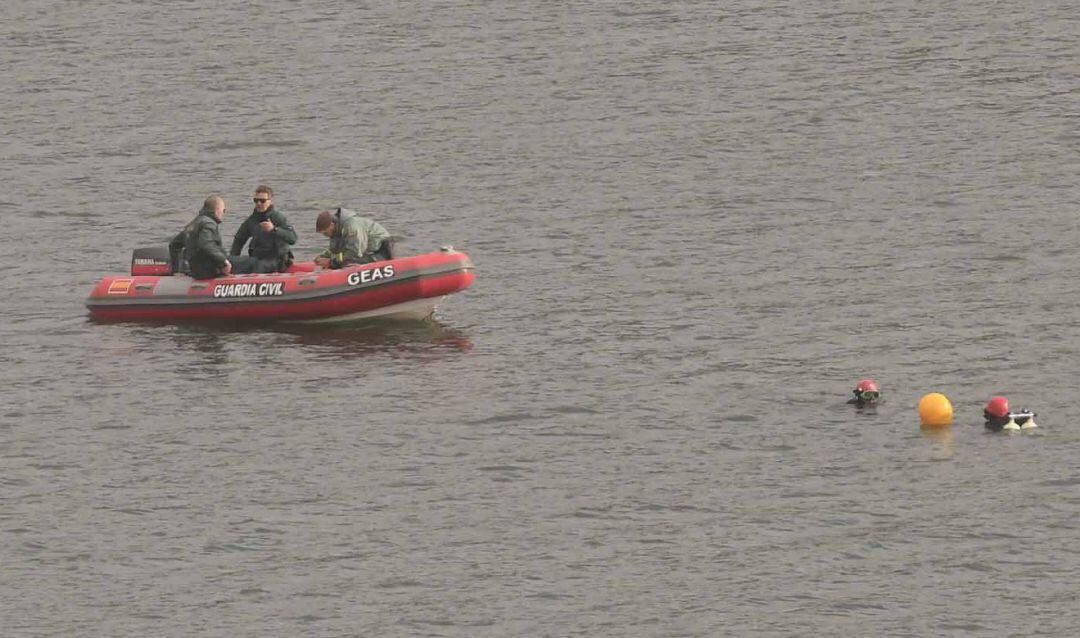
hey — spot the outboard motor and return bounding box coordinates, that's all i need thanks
[130,246,174,276]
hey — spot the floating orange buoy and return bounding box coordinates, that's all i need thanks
[918,392,954,427]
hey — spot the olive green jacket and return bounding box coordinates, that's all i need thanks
[318,208,391,268]
[169,211,228,279]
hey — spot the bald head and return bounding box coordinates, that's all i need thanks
[201,195,226,221]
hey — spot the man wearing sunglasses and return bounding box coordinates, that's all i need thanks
[229,185,297,273]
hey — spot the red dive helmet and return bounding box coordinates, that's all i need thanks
[985,396,1010,418]
[855,379,880,394]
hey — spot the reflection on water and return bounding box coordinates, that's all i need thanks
[920,424,955,459]
[81,317,474,384]
[281,318,474,357]
[173,317,474,357]
[169,326,233,381]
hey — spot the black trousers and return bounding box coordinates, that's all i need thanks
[228,255,262,274]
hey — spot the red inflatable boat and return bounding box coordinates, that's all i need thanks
[86,246,475,323]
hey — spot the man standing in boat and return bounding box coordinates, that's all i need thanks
[314,208,393,268]
[229,185,297,273]
[170,196,258,278]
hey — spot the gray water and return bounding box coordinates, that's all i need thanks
[2,1,1079,636]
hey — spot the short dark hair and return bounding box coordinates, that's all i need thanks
[254,185,273,197]
[316,210,334,231]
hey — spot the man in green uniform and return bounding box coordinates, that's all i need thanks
[314,208,393,269]
[229,185,297,273]
[169,196,257,279]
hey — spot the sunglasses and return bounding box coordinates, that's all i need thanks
[253,197,270,203]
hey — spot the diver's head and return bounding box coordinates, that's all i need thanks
[984,396,1010,420]
[983,396,1013,429]
[852,379,881,405]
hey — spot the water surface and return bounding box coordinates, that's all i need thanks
[2,1,1079,636]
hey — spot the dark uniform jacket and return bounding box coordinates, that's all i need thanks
[229,206,297,269]
[169,211,228,279]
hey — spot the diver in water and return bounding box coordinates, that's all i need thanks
[984,396,1013,430]
[847,379,882,408]
[983,396,1038,431]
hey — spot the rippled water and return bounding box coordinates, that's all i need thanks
[3,1,1079,636]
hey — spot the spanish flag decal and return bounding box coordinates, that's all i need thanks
[107,279,134,295]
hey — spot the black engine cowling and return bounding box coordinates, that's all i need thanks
[130,246,174,276]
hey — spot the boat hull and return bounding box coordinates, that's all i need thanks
[86,249,474,323]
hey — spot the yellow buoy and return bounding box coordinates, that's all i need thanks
[918,392,954,427]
